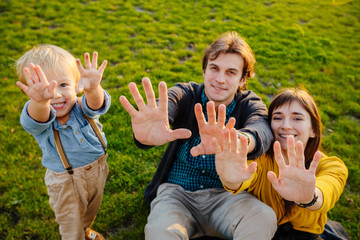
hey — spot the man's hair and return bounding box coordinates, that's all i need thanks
[202,32,256,90]
[16,44,80,85]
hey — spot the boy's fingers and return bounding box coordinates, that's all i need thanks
[35,65,48,84]
[23,67,35,85]
[16,81,29,93]
[92,51,98,69]
[44,81,57,99]
[98,60,107,74]
[84,52,91,69]
[76,83,85,94]
[29,64,39,83]
[76,59,85,73]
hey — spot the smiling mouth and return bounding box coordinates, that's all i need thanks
[279,134,297,138]
[212,85,226,91]
[51,102,65,109]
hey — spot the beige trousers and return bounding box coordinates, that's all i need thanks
[44,154,109,240]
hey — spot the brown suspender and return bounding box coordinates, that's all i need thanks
[82,114,107,152]
[52,115,106,175]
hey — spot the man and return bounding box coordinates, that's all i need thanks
[120,32,277,240]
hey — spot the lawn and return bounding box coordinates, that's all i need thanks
[0,0,359,239]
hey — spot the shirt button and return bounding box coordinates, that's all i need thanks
[65,126,69,130]
[202,155,206,159]
[202,170,205,174]
[80,139,84,143]
[85,165,92,170]
[75,131,79,135]
[200,185,204,189]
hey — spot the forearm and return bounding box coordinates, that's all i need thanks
[27,100,51,123]
[84,86,104,110]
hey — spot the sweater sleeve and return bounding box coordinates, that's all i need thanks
[236,91,273,159]
[313,155,348,213]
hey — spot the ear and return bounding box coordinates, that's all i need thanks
[238,77,246,88]
[310,129,316,138]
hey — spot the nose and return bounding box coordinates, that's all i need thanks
[281,118,292,130]
[216,71,225,83]
[53,87,61,98]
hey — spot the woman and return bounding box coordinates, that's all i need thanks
[212,87,349,240]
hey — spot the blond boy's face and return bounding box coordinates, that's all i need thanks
[47,68,77,121]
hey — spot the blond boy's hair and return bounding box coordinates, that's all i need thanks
[16,44,80,85]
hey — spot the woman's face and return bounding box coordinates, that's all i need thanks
[271,101,315,151]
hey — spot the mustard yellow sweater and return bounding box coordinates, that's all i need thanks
[238,153,348,234]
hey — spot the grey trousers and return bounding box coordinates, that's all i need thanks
[145,183,277,240]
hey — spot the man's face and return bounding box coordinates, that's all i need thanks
[203,53,245,108]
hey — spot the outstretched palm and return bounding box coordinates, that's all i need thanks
[119,77,191,146]
[212,128,257,189]
[16,63,56,103]
[76,52,107,93]
[267,136,321,203]
[190,102,235,157]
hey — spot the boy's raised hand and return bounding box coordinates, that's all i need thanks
[76,52,107,94]
[16,63,57,103]
[120,77,192,146]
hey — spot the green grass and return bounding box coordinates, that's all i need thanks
[1,0,359,239]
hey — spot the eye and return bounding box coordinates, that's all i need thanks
[228,70,236,75]
[272,116,282,121]
[294,117,303,121]
[210,66,218,70]
[59,83,67,87]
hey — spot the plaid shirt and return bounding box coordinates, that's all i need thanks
[167,90,236,191]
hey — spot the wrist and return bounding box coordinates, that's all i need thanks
[236,130,250,145]
[84,85,102,94]
[222,181,242,194]
[295,193,318,208]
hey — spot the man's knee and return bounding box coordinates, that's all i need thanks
[145,221,189,240]
[232,199,277,239]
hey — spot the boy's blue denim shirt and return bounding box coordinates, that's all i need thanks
[20,90,111,172]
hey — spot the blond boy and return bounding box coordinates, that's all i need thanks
[16,44,111,240]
